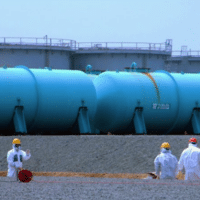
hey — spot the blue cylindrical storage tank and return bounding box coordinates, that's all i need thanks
[0,65,97,133]
[93,70,200,134]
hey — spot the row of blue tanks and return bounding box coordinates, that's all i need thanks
[1,64,200,135]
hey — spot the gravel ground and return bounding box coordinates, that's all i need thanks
[1,135,200,200]
[0,135,199,173]
[1,176,200,200]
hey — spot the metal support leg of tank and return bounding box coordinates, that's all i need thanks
[78,107,92,134]
[191,108,200,134]
[133,107,147,134]
[13,106,27,134]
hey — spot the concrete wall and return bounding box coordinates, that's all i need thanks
[72,53,168,72]
[165,57,200,73]
[1,46,200,73]
[0,49,72,69]
[188,62,200,73]
[146,54,170,71]
[48,50,72,69]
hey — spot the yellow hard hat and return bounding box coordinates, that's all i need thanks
[12,138,21,144]
[160,142,170,149]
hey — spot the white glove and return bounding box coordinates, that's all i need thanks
[26,149,30,155]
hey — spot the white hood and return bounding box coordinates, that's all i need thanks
[188,143,197,148]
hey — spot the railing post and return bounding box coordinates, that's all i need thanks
[4,37,5,44]
[20,38,22,45]
[50,39,52,46]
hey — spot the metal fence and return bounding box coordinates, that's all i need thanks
[2,37,200,57]
[0,37,76,50]
[172,51,200,57]
[0,37,172,52]
[76,42,169,51]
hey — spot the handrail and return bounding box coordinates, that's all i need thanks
[76,42,170,52]
[0,37,76,50]
[0,37,172,52]
[172,51,200,57]
[1,37,200,57]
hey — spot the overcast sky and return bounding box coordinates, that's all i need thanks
[1,0,199,51]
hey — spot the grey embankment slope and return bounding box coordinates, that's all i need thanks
[0,135,197,173]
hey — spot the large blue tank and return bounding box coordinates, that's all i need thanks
[93,70,200,134]
[0,65,97,134]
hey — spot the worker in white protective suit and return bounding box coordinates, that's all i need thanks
[154,142,178,179]
[178,137,200,181]
[7,138,31,179]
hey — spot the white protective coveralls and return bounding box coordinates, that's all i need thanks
[178,143,200,181]
[7,144,31,178]
[154,148,178,179]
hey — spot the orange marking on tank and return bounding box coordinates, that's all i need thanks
[142,73,160,103]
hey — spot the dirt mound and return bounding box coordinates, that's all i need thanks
[0,171,185,180]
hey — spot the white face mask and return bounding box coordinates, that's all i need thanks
[13,144,21,151]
